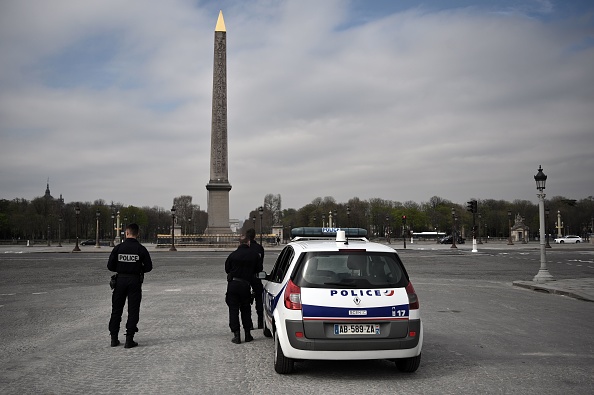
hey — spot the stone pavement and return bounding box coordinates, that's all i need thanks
[2,239,593,303]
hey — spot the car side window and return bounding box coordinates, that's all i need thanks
[270,246,295,283]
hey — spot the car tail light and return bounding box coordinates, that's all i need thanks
[284,279,302,310]
[406,281,419,310]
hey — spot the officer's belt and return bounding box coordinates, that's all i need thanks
[232,277,250,284]
[118,273,141,277]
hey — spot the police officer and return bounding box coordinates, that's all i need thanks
[107,223,153,348]
[225,235,260,344]
[246,228,264,329]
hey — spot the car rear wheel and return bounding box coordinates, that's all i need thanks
[560,241,564,243]
[274,328,294,374]
[576,241,580,243]
[395,353,421,373]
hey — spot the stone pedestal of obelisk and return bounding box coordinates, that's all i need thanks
[205,11,232,234]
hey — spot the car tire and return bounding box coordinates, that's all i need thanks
[395,353,421,373]
[560,241,564,244]
[274,328,294,374]
[263,317,272,338]
[576,241,580,243]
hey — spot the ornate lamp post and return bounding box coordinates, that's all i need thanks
[258,206,264,245]
[95,209,101,248]
[484,223,488,243]
[58,217,62,247]
[451,208,457,249]
[346,206,351,231]
[477,213,483,244]
[169,205,177,252]
[73,205,81,252]
[533,165,553,283]
[507,210,514,245]
[116,210,121,243]
[110,211,115,247]
[47,224,51,246]
[545,207,551,248]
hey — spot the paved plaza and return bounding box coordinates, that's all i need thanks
[1,242,593,394]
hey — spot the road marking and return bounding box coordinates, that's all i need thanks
[0,293,16,296]
[164,289,181,292]
[32,292,48,295]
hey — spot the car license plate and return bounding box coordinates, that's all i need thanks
[334,324,380,335]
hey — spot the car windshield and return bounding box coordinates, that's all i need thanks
[294,251,408,289]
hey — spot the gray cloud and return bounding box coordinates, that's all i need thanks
[1,0,593,219]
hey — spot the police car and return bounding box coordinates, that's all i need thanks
[259,227,423,374]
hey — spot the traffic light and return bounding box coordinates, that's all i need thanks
[467,200,478,214]
[467,201,474,213]
[402,215,407,225]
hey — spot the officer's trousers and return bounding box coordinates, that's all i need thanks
[109,275,142,335]
[225,280,252,332]
[251,278,264,317]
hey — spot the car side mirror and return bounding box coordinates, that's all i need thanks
[256,271,267,280]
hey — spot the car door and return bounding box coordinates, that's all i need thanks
[264,246,296,320]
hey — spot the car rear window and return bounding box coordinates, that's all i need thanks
[293,251,408,289]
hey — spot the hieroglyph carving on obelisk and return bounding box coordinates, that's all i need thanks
[205,11,232,234]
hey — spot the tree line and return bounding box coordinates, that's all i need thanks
[1,192,592,244]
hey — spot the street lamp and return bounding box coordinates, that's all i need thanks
[73,205,81,252]
[322,213,326,228]
[169,205,177,251]
[110,211,115,247]
[533,165,553,283]
[258,206,264,245]
[477,213,483,244]
[95,209,101,248]
[347,206,351,231]
[116,210,121,243]
[58,217,62,247]
[451,208,457,249]
[507,210,514,245]
[47,224,51,247]
[545,207,551,248]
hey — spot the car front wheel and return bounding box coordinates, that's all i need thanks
[274,328,294,374]
[395,353,421,373]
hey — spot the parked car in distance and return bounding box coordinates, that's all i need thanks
[438,235,465,244]
[554,235,583,244]
[80,239,111,246]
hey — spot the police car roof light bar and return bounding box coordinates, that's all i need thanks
[290,227,368,241]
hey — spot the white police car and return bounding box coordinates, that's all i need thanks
[260,227,423,374]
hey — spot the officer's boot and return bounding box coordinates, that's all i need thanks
[244,329,254,343]
[110,334,120,347]
[124,333,138,349]
[257,314,263,329]
[232,331,241,344]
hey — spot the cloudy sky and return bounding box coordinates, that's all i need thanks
[1,0,593,220]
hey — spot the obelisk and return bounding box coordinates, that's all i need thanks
[205,10,232,234]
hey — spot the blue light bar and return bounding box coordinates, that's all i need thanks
[290,227,367,238]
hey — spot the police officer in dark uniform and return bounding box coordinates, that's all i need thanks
[246,228,265,329]
[225,235,260,344]
[107,223,153,348]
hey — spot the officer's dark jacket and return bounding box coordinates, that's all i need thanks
[225,244,259,281]
[249,239,265,272]
[107,238,153,275]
